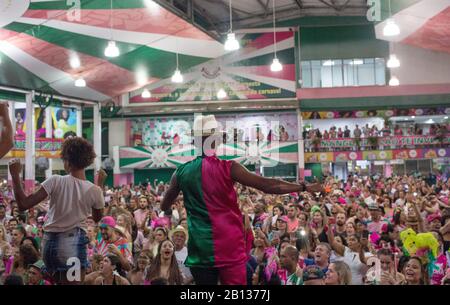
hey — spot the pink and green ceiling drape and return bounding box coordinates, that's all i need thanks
[0,0,224,101]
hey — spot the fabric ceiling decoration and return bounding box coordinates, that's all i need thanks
[0,0,224,101]
[375,0,450,54]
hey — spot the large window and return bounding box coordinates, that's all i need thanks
[301,58,386,88]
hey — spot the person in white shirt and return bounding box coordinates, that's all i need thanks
[170,225,193,284]
[326,216,370,285]
[9,137,106,285]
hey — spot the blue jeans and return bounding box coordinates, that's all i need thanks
[42,227,89,274]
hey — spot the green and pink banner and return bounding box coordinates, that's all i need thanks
[0,0,223,101]
[129,30,297,103]
[119,141,299,169]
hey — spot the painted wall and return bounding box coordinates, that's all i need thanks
[108,120,127,157]
[393,43,450,85]
[277,17,389,60]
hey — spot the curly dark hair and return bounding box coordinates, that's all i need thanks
[60,137,96,170]
[16,244,39,269]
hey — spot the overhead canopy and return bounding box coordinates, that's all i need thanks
[0,0,224,102]
[375,0,450,55]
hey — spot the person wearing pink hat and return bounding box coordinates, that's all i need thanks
[427,213,442,231]
[95,216,132,271]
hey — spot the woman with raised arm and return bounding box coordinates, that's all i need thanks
[9,137,107,285]
[325,215,368,285]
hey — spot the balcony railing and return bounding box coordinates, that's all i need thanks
[304,134,450,152]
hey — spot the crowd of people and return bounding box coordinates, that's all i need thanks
[0,109,449,286]
[304,123,449,152]
[305,123,449,140]
[1,168,449,285]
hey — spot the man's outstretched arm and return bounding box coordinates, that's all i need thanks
[230,161,322,194]
[161,173,181,213]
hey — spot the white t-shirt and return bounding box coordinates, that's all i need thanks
[175,246,193,282]
[364,197,376,206]
[334,247,370,285]
[41,175,105,233]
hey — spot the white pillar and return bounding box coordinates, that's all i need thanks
[7,101,16,184]
[24,93,35,192]
[297,108,305,181]
[45,106,53,179]
[76,107,82,137]
[93,103,102,171]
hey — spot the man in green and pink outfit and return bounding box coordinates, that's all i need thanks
[162,115,322,285]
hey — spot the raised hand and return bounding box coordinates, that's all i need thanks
[8,159,22,177]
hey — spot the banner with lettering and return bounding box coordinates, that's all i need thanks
[305,135,450,148]
[129,30,296,103]
[6,137,63,158]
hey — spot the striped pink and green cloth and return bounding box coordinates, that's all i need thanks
[175,155,247,268]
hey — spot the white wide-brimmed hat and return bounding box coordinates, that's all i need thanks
[190,114,223,137]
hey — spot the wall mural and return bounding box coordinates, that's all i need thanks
[119,141,299,169]
[50,107,77,139]
[131,113,298,146]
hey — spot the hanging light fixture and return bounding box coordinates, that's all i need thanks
[217,88,227,99]
[75,77,86,87]
[105,0,120,57]
[387,41,401,68]
[387,54,400,68]
[224,0,240,51]
[322,60,335,66]
[141,88,151,98]
[270,0,283,72]
[351,59,364,65]
[171,69,183,83]
[171,52,183,83]
[383,0,400,37]
[389,76,399,86]
[70,55,80,69]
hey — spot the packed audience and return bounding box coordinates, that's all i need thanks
[305,123,448,140]
[1,170,449,285]
[304,123,448,152]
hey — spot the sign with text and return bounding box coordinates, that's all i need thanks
[5,137,63,158]
[129,30,296,103]
[305,135,450,148]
